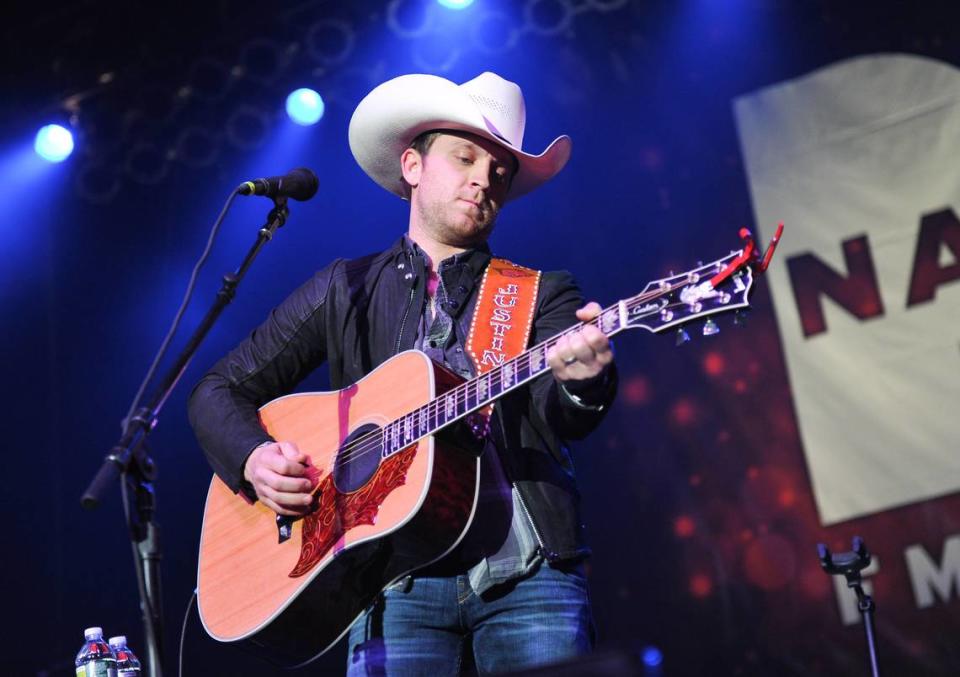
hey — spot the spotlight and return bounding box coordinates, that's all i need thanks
[34,124,74,163]
[437,0,475,8]
[286,88,325,126]
[641,645,663,668]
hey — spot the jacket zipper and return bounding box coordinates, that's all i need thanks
[513,483,557,560]
[395,253,417,354]
[395,286,415,354]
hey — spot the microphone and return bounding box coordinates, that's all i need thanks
[238,167,319,201]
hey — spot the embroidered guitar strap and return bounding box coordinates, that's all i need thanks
[464,258,541,432]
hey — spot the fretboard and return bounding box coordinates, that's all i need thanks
[380,299,632,458]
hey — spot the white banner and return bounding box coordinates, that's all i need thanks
[734,54,960,525]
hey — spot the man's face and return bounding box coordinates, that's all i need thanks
[406,131,516,248]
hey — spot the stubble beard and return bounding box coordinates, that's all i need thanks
[417,197,499,248]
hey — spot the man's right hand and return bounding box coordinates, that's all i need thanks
[243,441,318,516]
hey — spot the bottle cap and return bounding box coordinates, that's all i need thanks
[108,635,127,648]
[84,627,104,639]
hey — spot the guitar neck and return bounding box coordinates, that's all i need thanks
[379,242,761,457]
[381,298,634,457]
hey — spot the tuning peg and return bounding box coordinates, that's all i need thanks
[734,309,750,327]
[702,318,720,336]
[675,327,691,346]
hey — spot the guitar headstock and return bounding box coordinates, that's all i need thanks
[622,252,754,335]
[613,225,783,338]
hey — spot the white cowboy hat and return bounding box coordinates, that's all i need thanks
[348,72,571,202]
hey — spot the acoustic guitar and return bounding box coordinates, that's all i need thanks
[196,228,780,667]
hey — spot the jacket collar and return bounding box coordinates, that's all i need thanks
[399,235,492,281]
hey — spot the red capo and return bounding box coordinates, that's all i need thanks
[709,222,784,288]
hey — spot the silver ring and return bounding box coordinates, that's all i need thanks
[562,356,578,366]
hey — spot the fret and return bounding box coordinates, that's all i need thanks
[489,374,502,399]
[390,423,399,453]
[600,308,618,334]
[529,346,544,372]
[502,362,514,388]
[465,382,477,411]
[478,375,489,401]
[418,407,427,435]
[445,392,456,419]
[404,414,412,443]
[516,357,531,382]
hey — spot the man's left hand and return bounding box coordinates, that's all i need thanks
[546,301,614,384]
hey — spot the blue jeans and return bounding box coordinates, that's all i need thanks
[346,561,594,676]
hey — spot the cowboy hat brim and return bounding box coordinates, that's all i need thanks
[348,74,571,202]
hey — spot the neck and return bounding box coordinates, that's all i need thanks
[406,226,471,270]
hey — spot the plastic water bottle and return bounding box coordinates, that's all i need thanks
[75,627,117,677]
[108,636,141,676]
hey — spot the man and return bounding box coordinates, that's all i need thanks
[189,72,617,675]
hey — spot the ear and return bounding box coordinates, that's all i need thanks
[400,147,423,190]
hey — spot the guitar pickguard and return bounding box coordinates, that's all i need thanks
[288,445,418,578]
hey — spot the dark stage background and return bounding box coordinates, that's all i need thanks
[3,1,959,675]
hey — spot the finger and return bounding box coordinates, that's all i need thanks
[580,325,611,354]
[277,441,307,464]
[264,453,308,478]
[546,335,571,369]
[567,332,596,363]
[253,486,301,516]
[260,485,313,512]
[575,302,602,321]
[261,468,314,493]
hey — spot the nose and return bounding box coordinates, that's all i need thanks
[469,159,491,190]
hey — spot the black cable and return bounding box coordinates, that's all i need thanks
[123,189,242,428]
[178,591,197,676]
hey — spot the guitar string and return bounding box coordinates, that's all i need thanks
[309,262,741,478]
[317,283,727,478]
[321,286,674,470]
[312,318,602,480]
[317,286,694,475]
[317,283,726,477]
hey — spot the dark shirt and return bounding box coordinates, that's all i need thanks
[405,237,541,593]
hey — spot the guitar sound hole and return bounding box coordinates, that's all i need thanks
[332,423,383,493]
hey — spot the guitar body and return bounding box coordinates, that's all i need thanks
[196,350,480,667]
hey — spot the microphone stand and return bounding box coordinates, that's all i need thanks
[81,194,291,677]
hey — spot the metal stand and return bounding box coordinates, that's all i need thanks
[817,537,880,677]
[80,195,291,677]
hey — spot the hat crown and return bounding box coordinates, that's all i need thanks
[460,72,526,149]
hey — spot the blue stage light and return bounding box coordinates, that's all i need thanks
[34,124,74,162]
[285,88,325,126]
[641,646,664,668]
[437,0,475,9]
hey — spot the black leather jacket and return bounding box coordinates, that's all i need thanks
[187,236,617,562]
